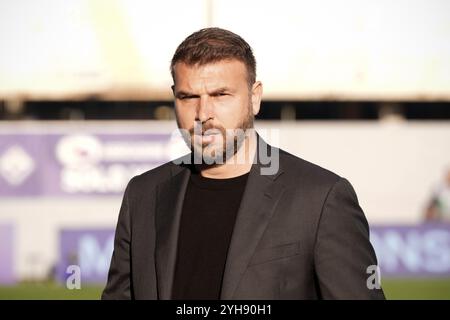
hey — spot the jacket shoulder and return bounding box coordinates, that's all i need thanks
[125,155,188,196]
[278,148,342,188]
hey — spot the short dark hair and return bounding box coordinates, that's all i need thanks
[170,27,256,87]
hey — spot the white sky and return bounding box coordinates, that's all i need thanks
[0,0,449,100]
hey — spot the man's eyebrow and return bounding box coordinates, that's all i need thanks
[209,87,233,95]
[175,87,233,98]
[175,90,198,98]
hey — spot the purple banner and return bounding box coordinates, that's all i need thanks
[55,224,450,285]
[0,131,181,196]
[58,229,114,284]
[371,223,450,277]
[0,224,15,284]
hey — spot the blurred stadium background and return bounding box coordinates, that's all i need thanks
[1,0,450,299]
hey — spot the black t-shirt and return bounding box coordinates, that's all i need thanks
[171,170,250,300]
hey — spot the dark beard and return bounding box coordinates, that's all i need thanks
[188,103,254,165]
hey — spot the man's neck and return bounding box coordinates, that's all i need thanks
[198,130,257,179]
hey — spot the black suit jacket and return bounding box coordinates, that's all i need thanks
[102,135,385,299]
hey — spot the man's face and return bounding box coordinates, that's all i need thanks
[172,59,261,163]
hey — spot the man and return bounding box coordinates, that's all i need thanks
[425,168,450,222]
[102,28,385,300]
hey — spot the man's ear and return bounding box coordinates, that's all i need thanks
[251,81,263,116]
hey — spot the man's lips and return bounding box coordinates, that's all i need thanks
[194,132,221,143]
[203,132,220,136]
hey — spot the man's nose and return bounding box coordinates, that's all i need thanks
[196,95,213,122]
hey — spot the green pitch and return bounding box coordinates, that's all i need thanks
[0,282,103,300]
[0,278,449,300]
[382,278,450,300]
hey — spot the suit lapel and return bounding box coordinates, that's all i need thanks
[155,163,190,300]
[220,137,285,299]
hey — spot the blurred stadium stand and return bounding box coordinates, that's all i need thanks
[1,100,450,121]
